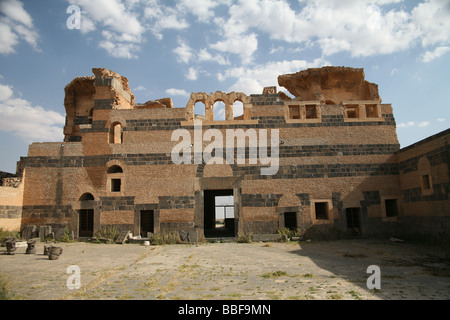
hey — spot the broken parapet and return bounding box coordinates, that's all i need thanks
[92,68,135,108]
[63,68,136,141]
[2,177,21,188]
[278,66,381,104]
[135,97,174,109]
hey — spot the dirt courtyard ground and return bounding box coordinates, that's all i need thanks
[0,238,449,300]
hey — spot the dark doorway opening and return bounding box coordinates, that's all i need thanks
[346,207,361,236]
[284,212,297,230]
[140,210,154,237]
[204,189,235,238]
[79,209,94,237]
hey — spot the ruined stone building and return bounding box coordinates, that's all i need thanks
[0,66,449,242]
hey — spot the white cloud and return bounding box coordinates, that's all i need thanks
[186,67,198,81]
[0,83,14,100]
[421,46,450,63]
[398,121,434,129]
[173,38,193,63]
[0,83,65,142]
[0,0,40,54]
[197,48,229,65]
[70,0,143,36]
[210,33,258,65]
[412,0,450,47]
[165,88,190,97]
[437,118,446,122]
[0,22,18,54]
[133,85,147,92]
[210,0,449,60]
[398,121,415,128]
[176,0,222,22]
[0,0,32,28]
[98,40,139,59]
[69,0,145,58]
[269,45,284,55]
[144,0,189,40]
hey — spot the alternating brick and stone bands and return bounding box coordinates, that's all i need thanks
[0,66,447,243]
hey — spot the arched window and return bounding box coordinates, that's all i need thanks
[107,165,123,193]
[194,101,206,120]
[233,100,244,120]
[110,122,123,144]
[213,101,225,121]
[107,165,123,174]
[79,193,94,201]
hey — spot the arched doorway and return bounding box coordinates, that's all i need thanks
[79,193,94,237]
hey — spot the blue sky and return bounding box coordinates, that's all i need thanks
[0,0,449,173]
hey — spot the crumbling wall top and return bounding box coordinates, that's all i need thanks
[277,66,380,104]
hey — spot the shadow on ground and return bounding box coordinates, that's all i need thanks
[288,238,450,299]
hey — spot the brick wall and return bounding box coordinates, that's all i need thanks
[396,128,450,241]
[0,181,23,231]
[4,67,446,242]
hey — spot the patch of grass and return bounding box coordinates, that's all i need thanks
[235,232,252,243]
[277,228,299,242]
[0,228,20,243]
[90,225,120,243]
[260,270,288,278]
[227,293,243,299]
[0,273,18,300]
[150,231,180,245]
[297,273,315,278]
[329,293,343,300]
[347,290,362,300]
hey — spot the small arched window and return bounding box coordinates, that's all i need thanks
[107,165,123,193]
[233,100,244,120]
[213,101,226,121]
[79,193,95,201]
[194,101,206,120]
[107,165,123,174]
[110,122,123,144]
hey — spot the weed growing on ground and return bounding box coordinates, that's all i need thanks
[260,270,288,278]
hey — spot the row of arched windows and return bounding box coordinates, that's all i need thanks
[194,100,244,121]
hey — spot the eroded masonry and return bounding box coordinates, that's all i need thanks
[0,66,449,241]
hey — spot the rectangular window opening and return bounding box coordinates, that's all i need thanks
[315,202,329,220]
[385,199,399,217]
[305,105,317,119]
[422,174,431,190]
[366,104,378,118]
[215,195,234,229]
[111,178,121,192]
[289,105,300,119]
[346,105,358,118]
